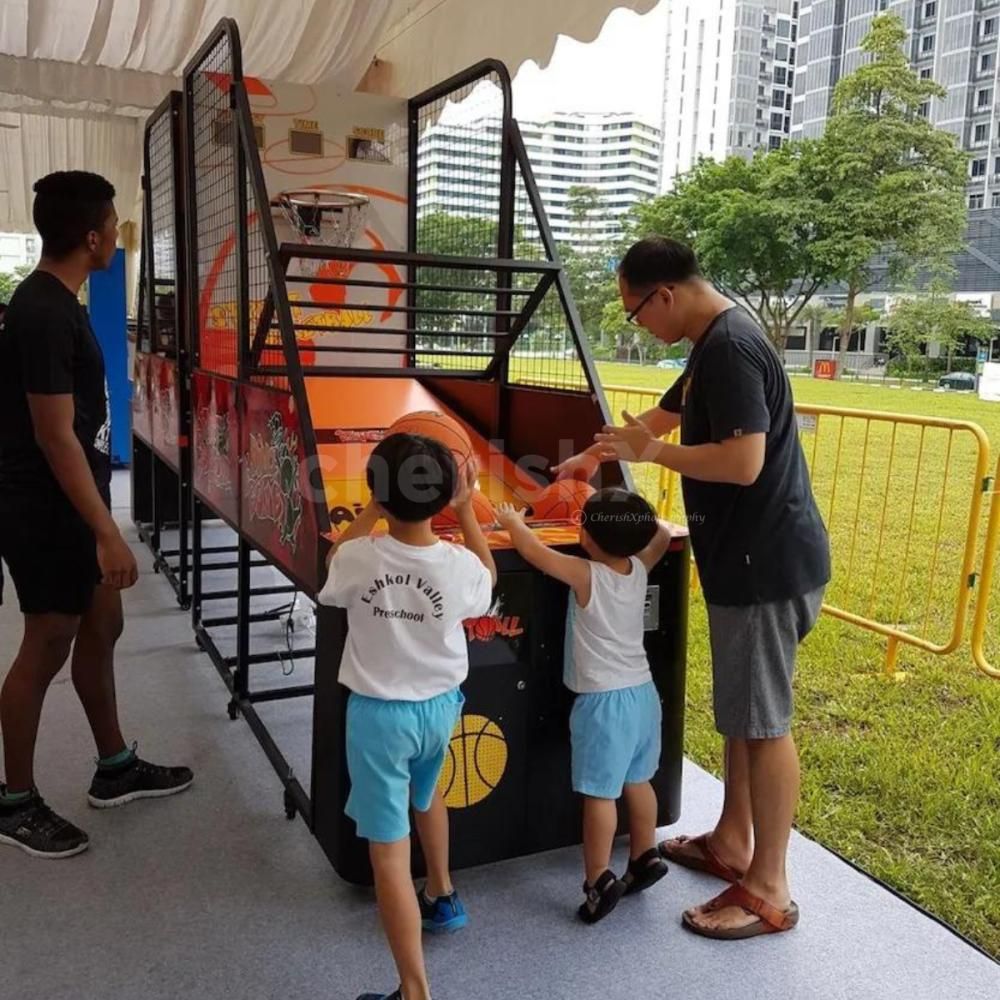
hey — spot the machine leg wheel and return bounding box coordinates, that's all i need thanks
[227,699,239,721]
[179,598,192,611]
[284,790,297,821]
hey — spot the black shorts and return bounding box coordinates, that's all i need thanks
[0,494,105,616]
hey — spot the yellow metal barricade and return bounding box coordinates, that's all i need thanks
[795,405,991,676]
[971,454,1000,679]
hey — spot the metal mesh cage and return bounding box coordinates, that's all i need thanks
[509,156,590,393]
[189,35,238,378]
[246,164,288,392]
[412,74,507,374]
[147,108,178,356]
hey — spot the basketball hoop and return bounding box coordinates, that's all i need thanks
[271,189,370,278]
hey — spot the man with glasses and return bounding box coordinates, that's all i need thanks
[555,236,829,940]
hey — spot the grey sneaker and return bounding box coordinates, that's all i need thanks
[88,750,193,809]
[0,787,89,859]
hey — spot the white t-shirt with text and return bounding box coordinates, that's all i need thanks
[318,535,493,701]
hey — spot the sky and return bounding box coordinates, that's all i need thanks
[511,2,669,126]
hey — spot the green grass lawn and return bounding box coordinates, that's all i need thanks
[585,361,1000,957]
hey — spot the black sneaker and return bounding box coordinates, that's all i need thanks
[88,748,193,809]
[0,787,89,859]
[356,992,401,1000]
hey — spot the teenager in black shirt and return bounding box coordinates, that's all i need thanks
[0,172,192,859]
[558,238,829,939]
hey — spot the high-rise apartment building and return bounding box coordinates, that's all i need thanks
[416,111,661,251]
[660,0,799,190]
[792,0,1000,290]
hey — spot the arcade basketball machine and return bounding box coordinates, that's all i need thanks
[168,18,689,882]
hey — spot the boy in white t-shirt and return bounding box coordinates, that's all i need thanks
[497,488,672,924]
[318,433,497,1000]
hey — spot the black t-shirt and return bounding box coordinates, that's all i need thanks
[660,306,830,606]
[0,271,111,511]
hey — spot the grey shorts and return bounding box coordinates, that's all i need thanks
[706,587,825,740]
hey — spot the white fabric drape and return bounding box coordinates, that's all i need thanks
[0,110,143,232]
[362,0,659,98]
[0,0,396,84]
[0,0,653,233]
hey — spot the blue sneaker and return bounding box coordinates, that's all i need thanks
[418,887,468,933]
[356,992,400,1000]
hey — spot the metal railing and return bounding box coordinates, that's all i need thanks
[529,375,999,678]
[971,453,1000,678]
[796,405,991,676]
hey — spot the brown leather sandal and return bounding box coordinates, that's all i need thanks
[682,883,800,940]
[658,833,746,883]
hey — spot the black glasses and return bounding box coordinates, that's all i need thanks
[626,287,658,325]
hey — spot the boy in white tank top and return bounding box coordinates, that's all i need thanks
[497,488,673,924]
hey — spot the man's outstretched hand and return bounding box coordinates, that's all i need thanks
[594,412,659,464]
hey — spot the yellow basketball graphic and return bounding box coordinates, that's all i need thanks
[438,714,508,808]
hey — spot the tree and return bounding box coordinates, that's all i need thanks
[0,263,34,303]
[631,142,835,356]
[806,13,969,378]
[821,302,881,359]
[883,290,994,371]
[559,187,620,349]
[414,212,515,347]
[599,298,665,364]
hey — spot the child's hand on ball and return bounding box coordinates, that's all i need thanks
[452,458,480,509]
[495,502,525,530]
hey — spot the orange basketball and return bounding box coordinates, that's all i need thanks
[387,410,474,477]
[432,490,497,529]
[528,480,596,522]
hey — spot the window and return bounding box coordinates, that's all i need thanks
[993,191,1000,208]
[984,18,998,38]
[921,34,935,53]
[772,89,786,107]
[978,88,993,107]
[775,42,788,60]
[920,68,932,80]
[769,135,783,150]
[976,123,990,142]
[878,0,889,9]
[994,156,1000,174]
[970,193,985,209]
[771,112,785,130]
[924,1,936,16]
[982,52,995,73]
[919,101,931,118]
[972,158,987,177]
[777,20,790,39]
[774,66,787,85]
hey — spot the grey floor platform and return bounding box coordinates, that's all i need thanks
[1,474,997,1000]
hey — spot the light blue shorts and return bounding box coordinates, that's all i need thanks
[570,681,662,799]
[346,688,464,844]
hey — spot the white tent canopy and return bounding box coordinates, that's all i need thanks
[0,0,657,234]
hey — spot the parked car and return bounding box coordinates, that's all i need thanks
[656,358,686,369]
[938,371,977,390]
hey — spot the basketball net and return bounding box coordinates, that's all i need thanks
[271,189,370,279]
